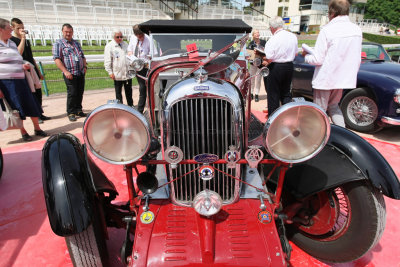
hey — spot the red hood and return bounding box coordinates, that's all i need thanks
[129,199,286,266]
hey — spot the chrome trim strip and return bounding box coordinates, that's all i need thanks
[381,116,400,126]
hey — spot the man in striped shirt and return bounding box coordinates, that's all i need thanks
[53,23,87,122]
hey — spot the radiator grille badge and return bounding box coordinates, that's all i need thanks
[245,145,264,168]
[165,146,183,169]
[194,153,219,164]
[224,145,240,169]
[199,165,214,181]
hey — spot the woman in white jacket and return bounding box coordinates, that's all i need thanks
[104,29,133,106]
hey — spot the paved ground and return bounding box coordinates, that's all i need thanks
[1,82,399,148]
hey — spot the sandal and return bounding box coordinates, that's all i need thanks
[22,133,33,142]
[34,130,48,137]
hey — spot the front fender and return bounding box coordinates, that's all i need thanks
[41,133,94,236]
[284,125,400,199]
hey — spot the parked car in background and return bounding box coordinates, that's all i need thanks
[292,42,400,133]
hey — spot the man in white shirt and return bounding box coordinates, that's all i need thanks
[127,25,151,113]
[263,16,298,115]
[104,29,133,106]
[303,0,362,127]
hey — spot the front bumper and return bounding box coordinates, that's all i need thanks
[381,116,400,126]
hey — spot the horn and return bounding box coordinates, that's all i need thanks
[136,172,158,195]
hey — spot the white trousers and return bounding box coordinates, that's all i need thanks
[249,64,262,95]
[313,89,345,127]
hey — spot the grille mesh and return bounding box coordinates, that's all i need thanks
[169,98,239,204]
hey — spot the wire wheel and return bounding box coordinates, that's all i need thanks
[290,181,386,263]
[346,96,378,127]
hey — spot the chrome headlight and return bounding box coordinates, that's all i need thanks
[192,190,223,216]
[131,59,145,72]
[83,101,150,164]
[264,101,330,163]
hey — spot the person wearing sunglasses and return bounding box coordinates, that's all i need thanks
[104,29,133,107]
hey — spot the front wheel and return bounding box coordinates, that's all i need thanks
[65,197,109,267]
[290,181,386,263]
[340,88,381,132]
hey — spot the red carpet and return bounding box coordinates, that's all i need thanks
[1,122,399,266]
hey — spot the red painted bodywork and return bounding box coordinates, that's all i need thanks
[129,199,287,267]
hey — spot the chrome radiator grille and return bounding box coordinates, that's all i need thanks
[168,98,240,205]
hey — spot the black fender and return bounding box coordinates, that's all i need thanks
[284,125,400,199]
[42,133,117,236]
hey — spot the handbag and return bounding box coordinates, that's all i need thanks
[2,98,23,130]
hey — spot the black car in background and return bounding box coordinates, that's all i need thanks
[292,42,400,132]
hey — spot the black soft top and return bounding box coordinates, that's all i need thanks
[139,19,252,34]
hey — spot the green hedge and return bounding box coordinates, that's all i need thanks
[363,32,400,44]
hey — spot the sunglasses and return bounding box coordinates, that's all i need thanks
[115,36,123,39]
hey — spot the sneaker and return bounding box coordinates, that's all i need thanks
[21,133,33,142]
[68,114,77,122]
[251,94,254,100]
[255,95,259,102]
[76,111,87,117]
[34,130,48,137]
[40,115,51,120]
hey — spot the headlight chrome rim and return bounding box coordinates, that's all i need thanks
[264,101,331,163]
[83,101,151,165]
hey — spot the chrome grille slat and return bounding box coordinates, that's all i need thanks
[168,97,239,205]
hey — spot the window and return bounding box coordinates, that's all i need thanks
[278,6,288,17]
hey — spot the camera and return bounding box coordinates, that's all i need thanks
[23,30,29,34]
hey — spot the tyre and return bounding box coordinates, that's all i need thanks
[65,198,109,267]
[290,181,386,263]
[340,88,381,133]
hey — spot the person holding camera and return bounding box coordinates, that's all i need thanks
[10,18,51,123]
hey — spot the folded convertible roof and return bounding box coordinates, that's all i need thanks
[139,19,253,34]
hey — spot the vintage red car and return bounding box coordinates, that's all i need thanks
[41,20,400,266]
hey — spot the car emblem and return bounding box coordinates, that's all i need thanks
[140,211,155,224]
[199,165,214,181]
[258,210,272,224]
[194,85,209,91]
[165,146,183,169]
[224,145,240,169]
[245,145,264,168]
[194,153,219,163]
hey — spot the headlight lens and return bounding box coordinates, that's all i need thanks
[264,101,330,163]
[131,59,145,72]
[193,190,223,216]
[83,101,150,164]
[394,89,400,104]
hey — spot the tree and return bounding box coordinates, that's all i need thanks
[364,0,400,27]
